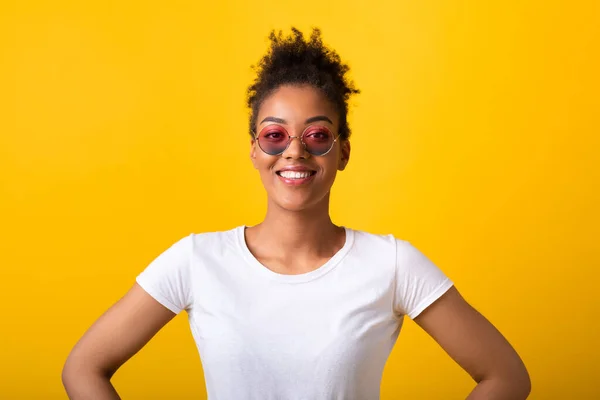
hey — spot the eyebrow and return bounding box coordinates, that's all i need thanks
[259,115,333,125]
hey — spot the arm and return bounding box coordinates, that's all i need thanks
[414,286,531,399]
[62,283,177,399]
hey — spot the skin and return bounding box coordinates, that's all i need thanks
[62,84,531,399]
[245,84,350,274]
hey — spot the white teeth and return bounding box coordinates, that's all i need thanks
[279,171,312,179]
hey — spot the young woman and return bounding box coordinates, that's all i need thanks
[62,28,531,399]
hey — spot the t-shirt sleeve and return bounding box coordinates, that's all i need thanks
[135,234,194,314]
[393,239,454,319]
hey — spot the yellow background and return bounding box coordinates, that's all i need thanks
[1,1,598,399]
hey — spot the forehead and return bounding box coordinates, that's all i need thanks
[258,85,338,124]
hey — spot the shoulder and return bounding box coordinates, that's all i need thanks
[348,227,410,254]
[188,225,243,255]
[346,228,401,269]
[189,225,239,242]
[348,228,436,271]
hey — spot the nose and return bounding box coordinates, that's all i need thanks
[282,135,309,159]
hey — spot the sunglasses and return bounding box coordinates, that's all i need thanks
[254,124,339,156]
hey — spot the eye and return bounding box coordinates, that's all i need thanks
[265,132,284,140]
[304,127,331,142]
[260,127,287,142]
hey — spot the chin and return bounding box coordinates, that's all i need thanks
[270,191,328,213]
[275,199,314,212]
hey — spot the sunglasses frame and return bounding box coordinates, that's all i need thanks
[253,124,339,156]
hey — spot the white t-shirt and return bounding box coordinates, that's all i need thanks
[136,226,453,400]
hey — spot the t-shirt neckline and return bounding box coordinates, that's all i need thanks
[235,225,355,283]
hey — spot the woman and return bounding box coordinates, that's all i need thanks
[62,28,531,399]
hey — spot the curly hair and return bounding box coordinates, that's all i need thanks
[246,28,360,140]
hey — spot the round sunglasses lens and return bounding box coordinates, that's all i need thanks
[258,126,288,155]
[303,127,334,155]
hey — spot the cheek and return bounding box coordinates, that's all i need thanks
[317,158,340,184]
[324,149,342,173]
[254,156,277,181]
[323,167,339,185]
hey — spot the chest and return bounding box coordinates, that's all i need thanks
[188,266,399,363]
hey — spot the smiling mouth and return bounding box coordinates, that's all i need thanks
[276,170,317,179]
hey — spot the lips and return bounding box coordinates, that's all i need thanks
[275,166,317,185]
[275,166,317,177]
[276,170,317,179]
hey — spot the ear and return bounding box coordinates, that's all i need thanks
[338,139,351,171]
[250,138,258,169]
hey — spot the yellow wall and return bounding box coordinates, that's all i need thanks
[1,1,598,398]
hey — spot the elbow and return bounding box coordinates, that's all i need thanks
[500,364,532,399]
[62,353,86,393]
[62,352,75,384]
[511,357,532,399]
[61,352,115,395]
[508,377,531,400]
[61,355,78,395]
[518,368,532,399]
[473,362,531,399]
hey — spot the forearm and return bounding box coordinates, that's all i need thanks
[466,377,530,400]
[62,368,121,400]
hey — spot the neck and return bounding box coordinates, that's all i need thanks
[251,193,342,257]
